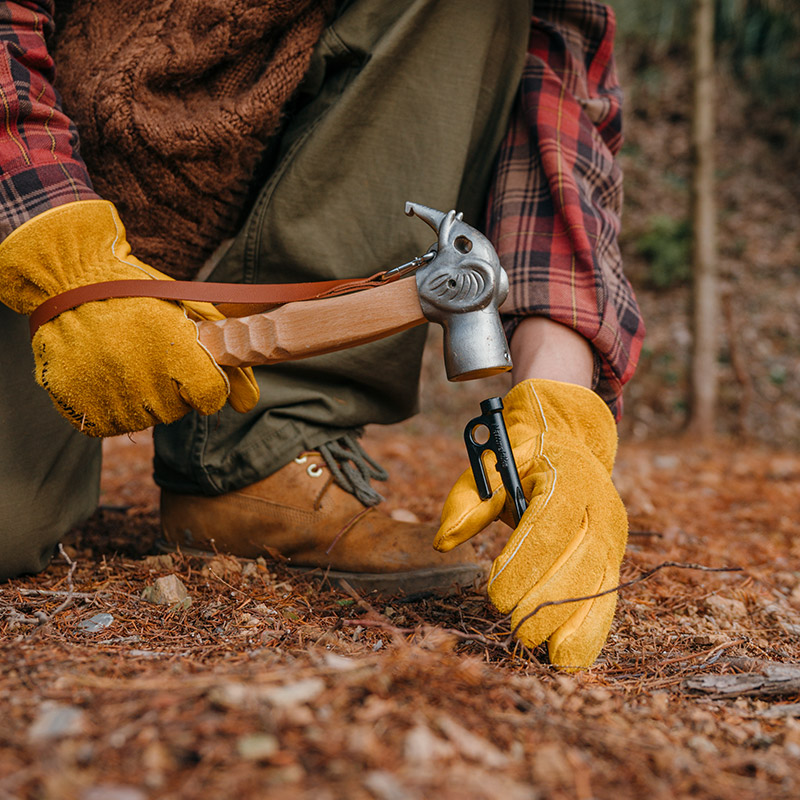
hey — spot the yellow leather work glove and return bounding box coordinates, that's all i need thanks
[435,379,628,669]
[0,200,259,437]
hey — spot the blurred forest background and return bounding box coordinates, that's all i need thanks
[606,0,799,444]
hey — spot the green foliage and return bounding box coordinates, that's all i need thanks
[608,0,692,53]
[609,0,800,120]
[716,1,800,118]
[634,215,692,289]
[769,363,787,386]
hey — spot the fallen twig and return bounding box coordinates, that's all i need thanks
[660,638,746,667]
[685,661,800,698]
[337,579,382,618]
[3,545,78,629]
[341,617,510,651]
[48,544,78,618]
[337,581,541,661]
[13,589,96,599]
[507,561,743,644]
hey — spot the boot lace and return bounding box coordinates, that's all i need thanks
[318,434,388,507]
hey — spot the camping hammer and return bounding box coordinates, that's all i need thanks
[195,202,513,381]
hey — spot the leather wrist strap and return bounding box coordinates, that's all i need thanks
[29,270,393,338]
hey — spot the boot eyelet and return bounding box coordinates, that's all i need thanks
[307,464,323,478]
[294,455,308,464]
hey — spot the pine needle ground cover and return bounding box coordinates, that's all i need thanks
[2,395,799,799]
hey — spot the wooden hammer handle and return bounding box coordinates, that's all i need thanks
[197,276,426,367]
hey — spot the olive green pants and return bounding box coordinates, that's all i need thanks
[0,0,530,579]
[0,303,102,580]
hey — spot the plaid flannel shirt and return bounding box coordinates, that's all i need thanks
[0,1,98,236]
[488,0,643,418]
[0,0,643,417]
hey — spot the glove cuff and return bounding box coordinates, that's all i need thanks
[0,199,168,315]
[504,379,618,473]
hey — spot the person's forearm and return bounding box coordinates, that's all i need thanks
[509,317,594,389]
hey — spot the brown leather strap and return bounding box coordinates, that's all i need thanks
[29,271,392,338]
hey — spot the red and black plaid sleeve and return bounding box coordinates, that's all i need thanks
[0,0,98,242]
[487,0,644,419]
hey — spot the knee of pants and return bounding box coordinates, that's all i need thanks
[0,527,62,583]
[0,463,101,583]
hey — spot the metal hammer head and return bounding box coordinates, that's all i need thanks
[405,201,512,381]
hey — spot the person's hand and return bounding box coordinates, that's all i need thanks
[435,379,627,668]
[0,200,259,437]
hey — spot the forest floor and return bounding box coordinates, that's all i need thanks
[2,347,800,800]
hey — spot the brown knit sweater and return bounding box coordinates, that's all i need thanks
[53,0,333,279]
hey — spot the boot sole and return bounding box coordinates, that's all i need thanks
[155,538,485,597]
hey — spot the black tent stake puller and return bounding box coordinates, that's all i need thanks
[464,397,527,526]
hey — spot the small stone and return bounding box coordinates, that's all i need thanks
[404,724,454,764]
[209,678,325,710]
[77,613,114,632]
[141,574,190,606]
[28,703,86,741]
[363,771,412,800]
[390,508,420,523]
[236,733,279,761]
[260,628,283,644]
[201,554,243,580]
[141,554,174,570]
[687,735,718,756]
[436,716,508,767]
[705,595,748,621]
[322,652,362,672]
[262,678,325,707]
[208,683,250,709]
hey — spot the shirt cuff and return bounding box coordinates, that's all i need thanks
[0,162,100,243]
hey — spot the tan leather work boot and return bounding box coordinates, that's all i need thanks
[160,452,485,596]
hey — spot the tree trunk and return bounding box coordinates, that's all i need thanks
[688,0,719,438]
